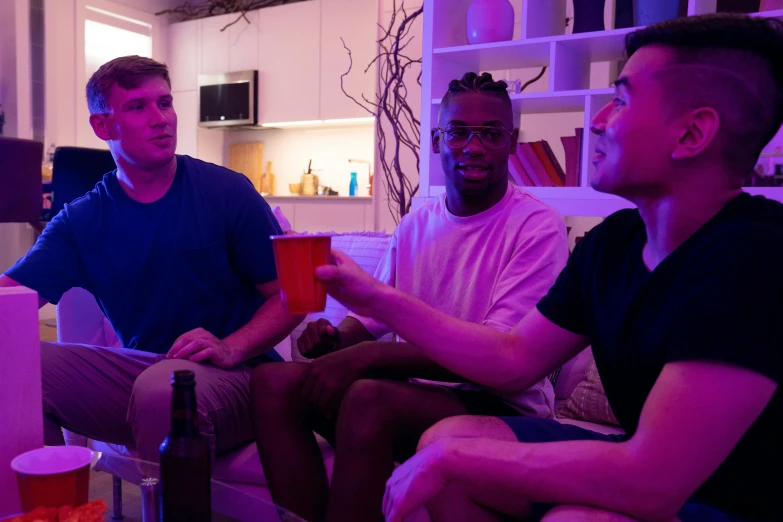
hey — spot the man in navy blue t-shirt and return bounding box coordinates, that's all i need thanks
[0,56,303,460]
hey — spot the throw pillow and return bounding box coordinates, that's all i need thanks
[555,350,620,427]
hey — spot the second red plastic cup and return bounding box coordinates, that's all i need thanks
[11,446,94,512]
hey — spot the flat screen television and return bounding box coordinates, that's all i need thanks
[198,70,258,128]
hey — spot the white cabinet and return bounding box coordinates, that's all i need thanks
[167,19,199,92]
[168,0,380,124]
[320,0,378,121]
[229,10,260,73]
[266,197,373,232]
[199,14,232,75]
[174,90,198,157]
[256,0,321,124]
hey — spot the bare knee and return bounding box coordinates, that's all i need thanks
[250,362,309,413]
[418,415,516,451]
[336,379,398,442]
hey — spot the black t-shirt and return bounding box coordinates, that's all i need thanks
[538,193,783,519]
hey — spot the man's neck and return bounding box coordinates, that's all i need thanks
[446,182,507,218]
[634,180,742,271]
[116,156,178,203]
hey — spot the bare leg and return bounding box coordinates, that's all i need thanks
[420,416,534,522]
[326,379,470,522]
[250,362,333,522]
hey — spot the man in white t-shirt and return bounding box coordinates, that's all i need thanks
[250,72,569,522]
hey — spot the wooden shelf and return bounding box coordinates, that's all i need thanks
[433,27,634,71]
[432,9,783,72]
[433,88,614,114]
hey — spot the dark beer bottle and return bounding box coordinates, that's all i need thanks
[159,370,211,522]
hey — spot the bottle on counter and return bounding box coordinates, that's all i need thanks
[349,171,358,196]
[159,370,211,522]
[260,161,275,195]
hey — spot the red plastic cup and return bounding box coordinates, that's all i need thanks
[10,446,94,512]
[271,234,332,314]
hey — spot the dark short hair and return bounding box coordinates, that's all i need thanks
[625,13,783,172]
[441,72,512,116]
[86,56,171,114]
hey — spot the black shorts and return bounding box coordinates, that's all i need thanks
[500,417,764,522]
[449,387,519,416]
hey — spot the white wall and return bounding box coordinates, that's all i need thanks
[375,0,423,231]
[1,0,36,282]
[0,0,32,140]
[43,0,168,149]
[222,125,375,197]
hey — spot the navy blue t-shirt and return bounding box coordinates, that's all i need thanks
[5,155,284,361]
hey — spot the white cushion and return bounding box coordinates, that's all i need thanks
[290,232,392,362]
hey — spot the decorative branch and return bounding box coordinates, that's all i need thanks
[156,0,306,30]
[340,0,423,224]
[340,0,547,224]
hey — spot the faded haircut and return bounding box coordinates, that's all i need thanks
[626,13,783,173]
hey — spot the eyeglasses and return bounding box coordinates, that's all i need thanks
[437,126,513,150]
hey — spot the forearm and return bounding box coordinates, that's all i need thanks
[359,341,466,382]
[223,294,304,363]
[336,316,376,349]
[372,287,524,389]
[440,438,679,521]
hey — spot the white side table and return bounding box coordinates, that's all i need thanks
[0,287,42,517]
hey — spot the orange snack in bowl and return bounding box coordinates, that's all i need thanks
[7,499,106,522]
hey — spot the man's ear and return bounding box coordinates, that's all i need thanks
[509,128,520,154]
[89,113,111,141]
[671,107,720,161]
[431,128,442,154]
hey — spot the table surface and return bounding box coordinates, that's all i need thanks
[91,452,305,522]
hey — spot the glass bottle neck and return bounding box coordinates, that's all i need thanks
[170,384,199,437]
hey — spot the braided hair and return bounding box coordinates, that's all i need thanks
[441,72,511,110]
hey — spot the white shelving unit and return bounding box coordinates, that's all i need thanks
[417,0,783,216]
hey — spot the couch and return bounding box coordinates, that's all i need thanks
[57,220,621,521]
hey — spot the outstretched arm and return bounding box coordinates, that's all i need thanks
[384,360,777,522]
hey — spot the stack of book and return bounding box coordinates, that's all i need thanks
[508,128,584,188]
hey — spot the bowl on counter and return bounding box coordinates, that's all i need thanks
[288,183,301,195]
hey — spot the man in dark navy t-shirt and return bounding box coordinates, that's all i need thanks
[0,56,303,460]
[308,14,783,522]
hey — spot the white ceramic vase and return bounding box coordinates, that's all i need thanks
[466,0,515,45]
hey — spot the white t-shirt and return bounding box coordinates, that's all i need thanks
[349,183,569,417]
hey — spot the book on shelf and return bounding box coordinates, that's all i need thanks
[508,138,584,188]
[531,141,565,187]
[576,127,584,185]
[519,142,554,186]
[508,152,535,186]
[515,146,543,186]
[560,127,584,188]
[541,141,567,185]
